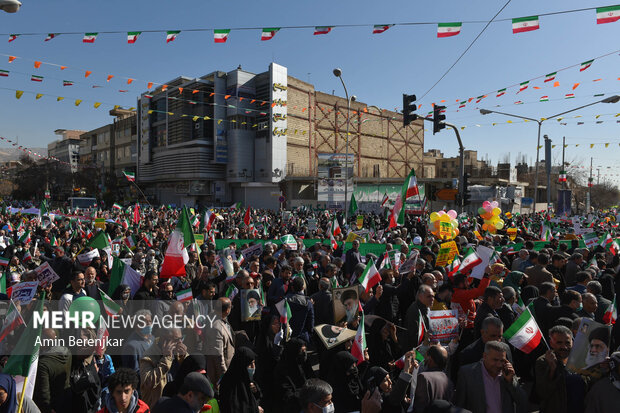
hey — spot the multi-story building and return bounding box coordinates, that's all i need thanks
[435,150,490,179]
[47,129,85,173]
[136,63,425,208]
[422,149,443,178]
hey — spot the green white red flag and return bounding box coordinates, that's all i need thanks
[261,28,280,41]
[0,300,25,343]
[314,26,333,35]
[596,6,620,24]
[437,22,462,37]
[351,304,366,364]
[99,289,121,316]
[358,259,381,292]
[166,31,181,43]
[459,248,482,274]
[496,88,506,97]
[603,294,617,324]
[127,32,141,44]
[123,171,135,182]
[160,206,194,277]
[8,34,19,42]
[373,24,393,34]
[518,81,529,93]
[31,75,43,82]
[503,308,542,353]
[580,59,594,72]
[83,33,98,43]
[45,34,57,42]
[176,288,193,302]
[512,16,539,34]
[214,29,230,43]
[544,72,557,83]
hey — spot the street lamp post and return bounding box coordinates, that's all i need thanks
[480,95,619,208]
[333,68,356,222]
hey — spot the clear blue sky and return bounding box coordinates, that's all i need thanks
[1,0,619,186]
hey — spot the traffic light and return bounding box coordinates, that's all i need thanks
[462,172,471,206]
[433,105,446,135]
[402,94,417,128]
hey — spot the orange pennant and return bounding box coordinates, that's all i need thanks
[34,61,42,68]
[60,66,67,70]
[431,103,435,107]
[302,107,307,112]
[161,85,168,91]
[147,82,153,89]
[209,92,215,97]
[179,87,184,94]
[224,95,231,99]
[192,90,199,94]
[127,78,134,84]
[468,97,473,103]
[553,81,559,87]
[572,83,580,90]
[250,99,256,104]
[533,86,540,90]
[261,101,267,106]
[440,99,446,103]
[418,104,422,109]
[592,78,602,82]
[85,71,92,78]
[8,56,16,63]
[107,75,114,82]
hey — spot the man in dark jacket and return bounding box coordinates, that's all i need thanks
[34,328,72,413]
[548,290,580,327]
[532,282,556,340]
[473,286,504,338]
[286,276,314,344]
[587,280,612,324]
[403,285,434,350]
[413,345,454,413]
[152,372,214,413]
[344,240,361,282]
[310,278,333,325]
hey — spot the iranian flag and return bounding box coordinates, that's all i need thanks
[0,257,8,267]
[459,248,482,274]
[544,72,556,82]
[225,284,238,300]
[261,28,280,41]
[496,88,506,97]
[314,26,333,35]
[123,171,135,182]
[31,75,43,82]
[358,259,381,292]
[540,223,552,241]
[579,59,594,72]
[214,29,230,43]
[176,288,193,302]
[596,5,620,24]
[281,234,297,250]
[332,216,341,236]
[378,251,391,270]
[373,24,393,34]
[512,16,539,34]
[0,300,25,343]
[63,80,74,86]
[166,31,180,43]
[603,294,617,325]
[45,34,57,42]
[417,310,426,344]
[160,206,195,278]
[275,299,292,324]
[18,230,31,244]
[437,22,462,38]
[599,232,614,249]
[83,33,98,43]
[108,257,142,297]
[540,96,549,102]
[446,256,460,278]
[459,101,467,108]
[3,293,45,400]
[99,289,121,316]
[87,230,113,267]
[558,171,567,182]
[565,93,575,99]
[381,192,389,207]
[503,308,542,353]
[351,306,366,364]
[8,34,19,42]
[517,81,529,93]
[203,210,216,233]
[0,70,8,77]
[403,168,419,199]
[329,231,339,250]
[112,203,122,210]
[127,32,141,44]
[388,193,404,229]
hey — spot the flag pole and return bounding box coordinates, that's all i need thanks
[16,372,28,413]
[128,179,151,208]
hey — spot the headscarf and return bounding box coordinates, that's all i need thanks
[274,338,307,387]
[218,347,259,413]
[327,351,362,413]
[503,271,525,295]
[0,374,17,413]
[162,354,207,397]
[365,366,389,390]
[367,318,397,370]
[521,285,539,306]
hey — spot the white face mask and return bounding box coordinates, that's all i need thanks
[314,402,335,413]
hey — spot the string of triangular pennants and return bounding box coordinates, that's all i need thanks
[2,5,619,43]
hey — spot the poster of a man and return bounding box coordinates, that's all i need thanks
[240,289,262,321]
[567,318,611,376]
[332,286,359,324]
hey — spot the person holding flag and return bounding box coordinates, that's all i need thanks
[404,285,434,350]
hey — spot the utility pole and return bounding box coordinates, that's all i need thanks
[597,168,600,185]
[587,157,592,212]
[561,136,566,189]
[544,135,552,210]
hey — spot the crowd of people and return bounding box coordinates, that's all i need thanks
[0,202,618,413]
